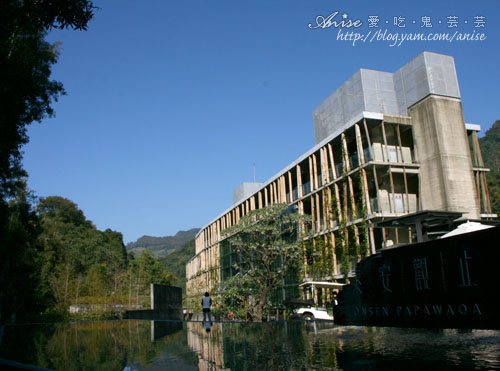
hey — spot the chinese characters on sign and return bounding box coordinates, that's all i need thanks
[379,264,392,293]
[378,251,477,294]
[413,257,430,290]
[459,250,475,287]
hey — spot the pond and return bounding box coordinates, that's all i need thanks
[1,320,500,370]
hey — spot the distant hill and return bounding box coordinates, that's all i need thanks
[159,238,196,294]
[479,120,500,215]
[126,228,199,258]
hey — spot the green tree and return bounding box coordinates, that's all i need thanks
[128,251,176,307]
[0,0,95,322]
[0,183,41,322]
[159,238,195,293]
[1,0,95,198]
[479,120,500,215]
[37,196,129,312]
[222,203,311,322]
[214,273,259,321]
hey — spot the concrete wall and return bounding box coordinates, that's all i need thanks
[233,182,265,204]
[409,95,480,219]
[126,284,183,320]
[151,284,181,311]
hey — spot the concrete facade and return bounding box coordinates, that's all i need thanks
[186,52,493,305]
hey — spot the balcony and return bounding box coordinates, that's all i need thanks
[371,143,413,164]
[377,190,418,214]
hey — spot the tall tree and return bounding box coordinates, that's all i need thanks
[0,183,41,322]
[222,203,310,322]
[0,0,95,322]
[0,0,95,198]
[37,196,129,312]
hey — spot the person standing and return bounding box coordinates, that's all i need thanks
[202,292,212,322]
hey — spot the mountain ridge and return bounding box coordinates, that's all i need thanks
[126,228,199,258]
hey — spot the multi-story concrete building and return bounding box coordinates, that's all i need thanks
[186,52,493,305]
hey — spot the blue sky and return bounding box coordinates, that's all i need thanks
[23,0,500,243]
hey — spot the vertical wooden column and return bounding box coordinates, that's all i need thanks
[326,186,332,228]
[315,193,321,231]
[331,231,337,275]
[322,189,328,231]
[328,143,336,180]
[348,175,356,219]
[361,168,371,214]
[369,226,376,254]
[334,183,342,223]
[276,178,281,203]
[341,133,349,173]
[355,123,365,165]
[396,124,410,213]
[280,175,287,203]
[363,118,374,162]
[373,165,382,214]
[388,168,396,214]
[312,154,318,190]
[308,157,314,191]
[396,124,404,163]
[321,147,329,186]
[217,219,221,242]
[381,121,389,163]
[297,164,303,198]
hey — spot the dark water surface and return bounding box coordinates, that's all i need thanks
[1,320,499,370]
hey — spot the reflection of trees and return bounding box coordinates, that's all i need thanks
[0,321,389,370]
[8,321,496,370]
[0,320,191,370]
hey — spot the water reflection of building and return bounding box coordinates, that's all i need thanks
[187,322,227,370]
[186,52,495,305]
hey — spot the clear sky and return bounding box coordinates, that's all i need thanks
[22,0,500,244]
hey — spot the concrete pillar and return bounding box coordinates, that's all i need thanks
[409,95,480,219]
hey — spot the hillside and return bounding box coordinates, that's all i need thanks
[126,228,199,258]
[159,238,195,294]
[479,120,500,215]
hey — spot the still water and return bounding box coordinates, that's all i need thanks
[1,320,499,370]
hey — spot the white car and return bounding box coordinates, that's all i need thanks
[289,281,345,321]
[295,306,333,321]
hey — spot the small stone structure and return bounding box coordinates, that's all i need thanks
[126,284,183,320]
